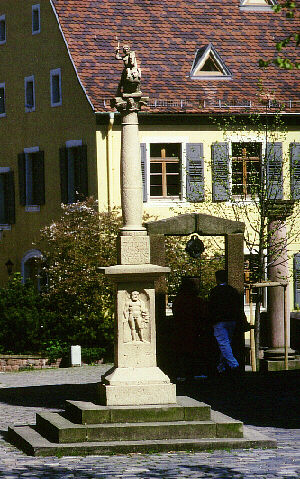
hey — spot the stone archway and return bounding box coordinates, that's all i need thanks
[146,212,246,374]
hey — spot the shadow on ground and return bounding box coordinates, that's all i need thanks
[0,382,98,410]
[178,370,300,429]
[0,370,299,429]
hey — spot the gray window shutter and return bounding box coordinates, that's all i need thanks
[32,151,45,205]
[290,142,300,200]
[59,147,68,203]
[140,143,147,202]
[294,253,300,308]
[266,142,283,200]
[186,143,204,202]
[211,142,229,201]
[18,153,26,205]
[4,171,15,224]
[77,144,88,201]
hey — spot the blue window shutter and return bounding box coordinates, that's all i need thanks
[266,142,283,200]
[290,142,300,200]
[18,153,26,206]
[59,147,68,204]
[294,253,300,308]
[186,143,204,202]
[211,142,229,201]
[4,171,15,224]
[140,143,147,202]
[32,151,45,205]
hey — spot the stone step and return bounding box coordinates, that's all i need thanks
[36,412,222,443]
[8,424,277,457]
[65,396,211,424]
[35,407,243,444]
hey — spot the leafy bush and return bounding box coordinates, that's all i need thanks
[0,273,53,353]
[37,198,122,358]
[81,347,106,364]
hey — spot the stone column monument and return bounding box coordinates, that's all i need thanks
[264,200,297,368]
[98,44,176,406]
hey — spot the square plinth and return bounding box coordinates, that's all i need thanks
[98,382,177,406]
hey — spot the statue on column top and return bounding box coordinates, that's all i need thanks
[115,44,141,97]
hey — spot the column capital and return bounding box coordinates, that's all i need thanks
[111,95,149,113]
[266,200,295,220]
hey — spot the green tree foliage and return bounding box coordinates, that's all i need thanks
[259,1,300,70]
[38,198,122,358]
[0,273,50,353]
[165,235,224,302]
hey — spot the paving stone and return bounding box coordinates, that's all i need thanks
[0,367,299,478]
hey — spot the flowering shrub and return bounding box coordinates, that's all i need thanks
[38,198,122,359]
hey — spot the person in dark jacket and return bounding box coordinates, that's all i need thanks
[172,277,207,380]
[208,270,243,374]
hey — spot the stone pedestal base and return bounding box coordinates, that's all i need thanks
[98,382,176,406]
[264,347,295,361]
[261,358,300,371]
[98,366,176,406]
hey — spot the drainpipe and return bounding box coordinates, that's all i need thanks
[107,112,115,211]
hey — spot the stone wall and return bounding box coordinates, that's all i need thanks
[0,355,61,372]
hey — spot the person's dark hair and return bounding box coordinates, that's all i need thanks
[178,276,199,295]
[215,269,227,284]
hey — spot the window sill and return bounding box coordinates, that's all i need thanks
[25,107,36,113]
[0,113,6,118]
[146,197,188,207]
[51,102,62,108]
[190,75,232,81]
[25,205,40,212]
[232,195,259,203]
[239,6,274,12]
[0,224,11,230]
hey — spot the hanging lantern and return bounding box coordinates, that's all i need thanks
[185,234,205,259]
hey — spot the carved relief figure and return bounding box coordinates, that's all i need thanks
[123,290,149,342]
[115,44,141,96]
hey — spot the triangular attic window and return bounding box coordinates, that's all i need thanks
[191,44,232,79]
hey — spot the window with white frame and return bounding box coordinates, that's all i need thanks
[25,76,35,112]
[59,141,88,203]
[0,15,6,44]
[50,68,62,107]
[149,143,181,198]
[0,83,5,116]
[140,141,205,203]
[32,4,41,34]
[21,249,46,291]
[212,140,283,202]
[18,147,45,207]
[231,142,261,198]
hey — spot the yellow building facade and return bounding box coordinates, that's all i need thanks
[0,0,299,311]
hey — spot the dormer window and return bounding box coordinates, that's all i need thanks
[190,44,232,80]
[240,0,276,11]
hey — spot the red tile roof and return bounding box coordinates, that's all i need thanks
[51,0,300,114]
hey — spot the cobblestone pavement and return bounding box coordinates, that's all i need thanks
[0,366,299,479]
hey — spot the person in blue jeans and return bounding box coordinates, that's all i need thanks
[208,270,244,374]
